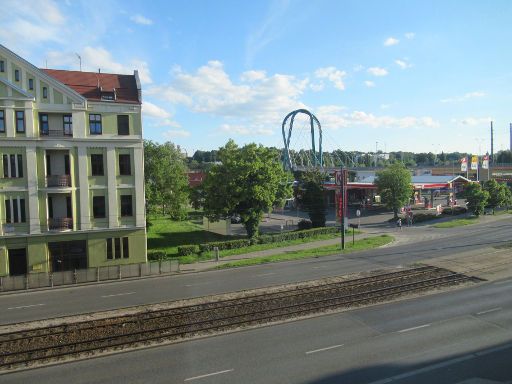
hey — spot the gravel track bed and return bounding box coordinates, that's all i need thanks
[0,266,478,371]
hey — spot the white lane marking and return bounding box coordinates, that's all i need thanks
[100,292,136,298]
[313,266,327,269]
[476,307,502,315]
[7,303,45,310]
[184,282,211,287]
[305,344,344,355]
[256,272,276,277]
[184,369,234,381]
[397,323,431,333]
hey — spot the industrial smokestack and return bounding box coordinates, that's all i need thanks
[491,121,494,164]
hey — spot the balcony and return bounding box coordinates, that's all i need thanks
[46,175,71,187]
[48,217,73,231]
[40,128,73,137]
[39,113,73,137]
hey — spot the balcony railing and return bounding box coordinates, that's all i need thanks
[40,128,73,137]
[48,217,73,231]
[46,175,71,187]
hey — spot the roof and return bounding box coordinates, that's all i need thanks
[411,175,470,184]
[42,69,141,104]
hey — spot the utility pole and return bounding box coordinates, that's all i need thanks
[490,121,494,165]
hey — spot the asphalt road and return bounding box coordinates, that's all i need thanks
[2,216,511,325]
[3,273,512,383]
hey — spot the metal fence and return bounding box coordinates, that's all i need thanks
[0,260,179,292]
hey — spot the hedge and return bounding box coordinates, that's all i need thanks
[177,245,200,256]
[441,206,468,215]
[199,239,254,253]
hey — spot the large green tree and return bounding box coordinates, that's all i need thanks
[295,170,327,227]
[483,179,509,214]
[464,183,489,216]
[375,163,413,219]
[202,140,291,238]
[144,140,189,220]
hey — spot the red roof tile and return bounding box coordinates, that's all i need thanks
[42,69,140,104]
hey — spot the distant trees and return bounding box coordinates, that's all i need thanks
[464,183,489,216]
[144,140,189,220]
[295,170,327,227]
[202,140,291,238]
[375,163,413,219]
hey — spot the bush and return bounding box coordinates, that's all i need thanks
[298,219,313,230]
[199,239,253,253]
[148,251,166,261]
[442,206,468,215]
[412,212,439,223]
[177,245,200,256]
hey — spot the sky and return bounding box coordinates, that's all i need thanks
[2,0,512,155]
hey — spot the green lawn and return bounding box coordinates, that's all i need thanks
[432,217,479,228]
[146,215,239,258]
[215,234,393,269]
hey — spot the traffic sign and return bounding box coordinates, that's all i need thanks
[335,171,342,186]
[356,209,361,217]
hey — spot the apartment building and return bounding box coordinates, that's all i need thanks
[0,45,146,276]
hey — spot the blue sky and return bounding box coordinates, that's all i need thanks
[2,0,512,155]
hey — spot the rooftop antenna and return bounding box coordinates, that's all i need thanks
[75,53,82,71]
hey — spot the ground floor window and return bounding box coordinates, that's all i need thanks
[48,240,87,272]
[8,248,27,276]
[106,237,129,260]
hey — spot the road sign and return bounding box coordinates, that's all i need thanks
[356,209,361,217]
[335,171,342,186]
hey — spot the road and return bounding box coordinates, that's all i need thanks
[2,216,511,325]
[3,272,512,383]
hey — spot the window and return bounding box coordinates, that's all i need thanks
[115,238,121,259]
[15,111,25,133]
[106,238,113,260]
[92,196,106,218]
[119,154,131,175]
[63,115,72,136]
[120,195,133,217]
[90,154,104,176]
[122,237,129,258]
[89,114,102,135]
[101,92,115,101]
[42,87,48,99]
[0,110,4,133]
[2,154,23,178]
[39,114,49,135]
[0,61,4,72]
[14,69,20,82]
[4,198,26,223]
[28,78,34,90]
[117,115,129,135]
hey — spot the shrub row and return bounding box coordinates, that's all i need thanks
[441,206,468,215]
[411,212,440,223]
[176,226,341,256]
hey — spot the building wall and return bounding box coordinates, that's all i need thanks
[0,46,146,277]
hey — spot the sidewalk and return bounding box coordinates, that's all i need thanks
[180,212,512,274]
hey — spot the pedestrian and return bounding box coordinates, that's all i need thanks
[396,218,402,231]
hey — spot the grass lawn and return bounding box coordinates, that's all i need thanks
[146,215,239,258]
[215,234,393,269]
[432,217,479,228]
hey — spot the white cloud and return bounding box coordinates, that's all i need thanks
[130,14,153,25]
[316,107,439,131]
[163,129,191,139]
[147,60,307,129]
[395,59,412,69]
[310,82,325,92]
[47,47,153,84]
[405,32,415,39]
[314,66,347,90]
[353,64,364,72]
[451,117,491,126]
[364,80,375,88]
[384,37,399,46]
[241,70,267,82]
[367,67,388,76]
[143,101,171,119]
[219,124,274,136]
[440,91,486,103]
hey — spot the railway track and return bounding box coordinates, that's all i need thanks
[0,266,479,371]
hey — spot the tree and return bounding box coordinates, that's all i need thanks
[202,140,290,238]
[464,183,489,216]
[375,163,413,219]
[295,170,327,227]
[144,140,189,220]
[483,179,508,214]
